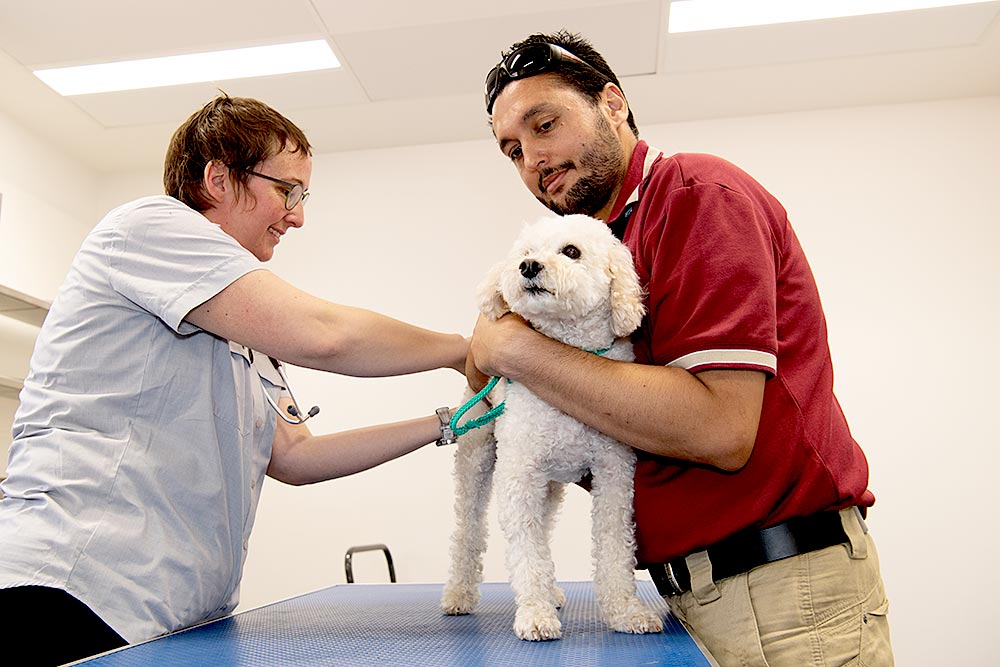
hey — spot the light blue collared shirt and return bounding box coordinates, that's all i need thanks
[0,195,285,643]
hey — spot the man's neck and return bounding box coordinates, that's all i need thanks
[594,132,640,222]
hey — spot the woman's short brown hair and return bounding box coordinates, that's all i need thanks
[163,94,312,211]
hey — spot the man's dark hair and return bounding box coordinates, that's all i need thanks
[494,30,638,138]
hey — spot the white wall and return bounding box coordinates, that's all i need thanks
[0,110,99,472]
[15,95,1000,667]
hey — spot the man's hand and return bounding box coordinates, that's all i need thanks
[464,348,491,392]
[466,312,534,390]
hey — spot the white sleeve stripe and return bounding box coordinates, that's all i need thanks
[667,349,777,372]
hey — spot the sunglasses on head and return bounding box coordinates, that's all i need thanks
[484,43,604,114]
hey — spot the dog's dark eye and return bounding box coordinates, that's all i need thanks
[561,245,581,260]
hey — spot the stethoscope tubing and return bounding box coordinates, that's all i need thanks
[264,355,320,425]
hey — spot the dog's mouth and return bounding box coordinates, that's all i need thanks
[524,285,553,296]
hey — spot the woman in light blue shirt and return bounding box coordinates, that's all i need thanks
[0,95,468,666]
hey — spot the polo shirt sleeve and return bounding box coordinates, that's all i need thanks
[643,180,778,375]
[106,197,265,336]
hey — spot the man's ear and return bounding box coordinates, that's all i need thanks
[602,83,629,130]
[203,160,228,207]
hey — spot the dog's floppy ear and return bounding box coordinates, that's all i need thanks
[608,241,646,337]
[476,260,510,320]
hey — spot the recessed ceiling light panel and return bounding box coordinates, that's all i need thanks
[34,40,340,96]
[668,0,997,33]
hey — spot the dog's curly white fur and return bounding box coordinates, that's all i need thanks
[440,215,663,641]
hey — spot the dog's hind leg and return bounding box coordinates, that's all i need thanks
[589,446,664,635]
[497,459,562,641]
[440,422,496,615]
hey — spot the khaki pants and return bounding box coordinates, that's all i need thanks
[665,508,893,667]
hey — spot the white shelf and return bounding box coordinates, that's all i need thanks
[0,284,50,327]
[0,285,48,469]
[0,284,48,397]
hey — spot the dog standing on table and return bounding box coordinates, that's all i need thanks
[440,214,664,641]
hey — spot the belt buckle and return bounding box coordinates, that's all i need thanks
[665,561,684,596]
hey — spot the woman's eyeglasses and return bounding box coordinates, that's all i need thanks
[244,169,310,210]
[484,43,603,114]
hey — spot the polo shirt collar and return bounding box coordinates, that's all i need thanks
[607,140,662,222]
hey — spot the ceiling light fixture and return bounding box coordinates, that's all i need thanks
[668,0,996,33]
[33,40,340,96]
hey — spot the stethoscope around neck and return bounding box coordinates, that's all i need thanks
[248,348,320,425]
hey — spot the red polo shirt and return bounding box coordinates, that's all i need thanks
[608,142,874,565]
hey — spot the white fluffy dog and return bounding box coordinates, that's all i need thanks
[440,215,664,641]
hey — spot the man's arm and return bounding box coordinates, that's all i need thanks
[186,269,467,377]
[470,313,764,471]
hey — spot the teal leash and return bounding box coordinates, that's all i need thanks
[450,376,505,437]
[449,344,612,438]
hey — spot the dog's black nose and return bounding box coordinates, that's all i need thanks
[520,259,543,279]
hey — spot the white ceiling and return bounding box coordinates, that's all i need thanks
[0,0,998,174]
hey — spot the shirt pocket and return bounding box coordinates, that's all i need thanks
[219,341,259,437]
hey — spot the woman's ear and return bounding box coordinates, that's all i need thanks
[202,160,228,207]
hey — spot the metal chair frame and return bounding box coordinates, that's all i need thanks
[344,543,396,583]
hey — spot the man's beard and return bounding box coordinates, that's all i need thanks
[537,114,625,217]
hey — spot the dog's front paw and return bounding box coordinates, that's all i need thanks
[440,585,480,615]
[605,599,664,635]
[513,604,562,641]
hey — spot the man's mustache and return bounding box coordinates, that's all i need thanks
[538,161,575,193]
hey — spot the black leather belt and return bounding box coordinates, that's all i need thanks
[647,508,863,597]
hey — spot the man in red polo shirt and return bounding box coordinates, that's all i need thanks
[469,30,893,666]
